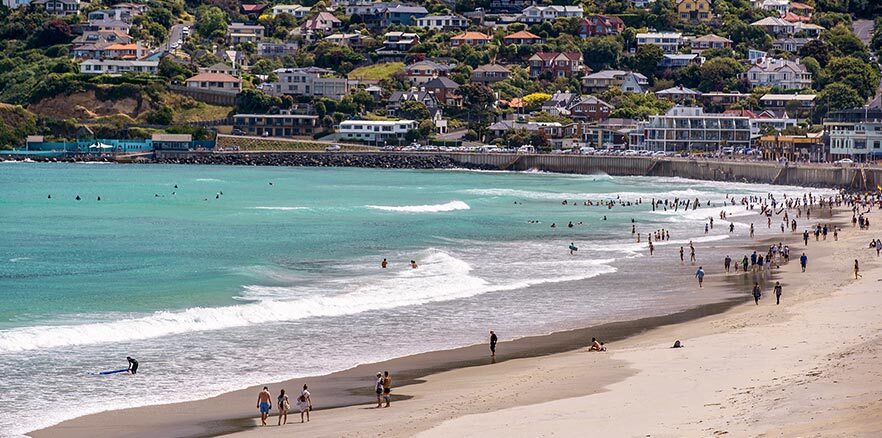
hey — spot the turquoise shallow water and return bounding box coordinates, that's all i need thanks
[0,163,826,436]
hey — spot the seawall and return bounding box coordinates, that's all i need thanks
[153,151,881,190]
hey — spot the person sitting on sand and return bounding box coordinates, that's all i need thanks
[588,337,606,352]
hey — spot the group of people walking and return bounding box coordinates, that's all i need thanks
[257,384,312,426]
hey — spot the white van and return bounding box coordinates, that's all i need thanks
[517,145,536,154]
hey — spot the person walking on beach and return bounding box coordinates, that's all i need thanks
[490,330,498,357]
[297,384,311,423]
[750,223,755,238]
[382,371,392,408]
[126,356,139,375]
[257,387,272,426]
[774,281,782,305]
[752,282,762,305]
[724,255,731,273]
[648,241,654,256]
[277,389,289,426]
[695,266,705,288]
[800,253,807,272]
[803,230,809,246]
[854,259,862,279]
[690,243,696,264]
[375,373,384,408]
[679,246,684,263]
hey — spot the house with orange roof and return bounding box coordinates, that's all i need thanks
[103,43,141,59]
[450,31,492,47]
[503,30,542,45]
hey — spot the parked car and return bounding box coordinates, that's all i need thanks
[231,128,245,136]
[325,144,341,151]
[517,145,536,154]
[834,158,854,165]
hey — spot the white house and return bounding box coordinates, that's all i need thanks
[636,32,682,54]
[414,15,469,30]
[743,57,811,90]
[519,5,583,23]
[338,120,418,145]
[271,4,311,17]
[79,59,158,75]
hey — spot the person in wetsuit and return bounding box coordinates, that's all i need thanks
[127,356,139,374]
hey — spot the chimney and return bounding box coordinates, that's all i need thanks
[136,41,143,59]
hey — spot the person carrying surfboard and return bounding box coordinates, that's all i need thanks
[127,356,139,375]
[569,243,578,255]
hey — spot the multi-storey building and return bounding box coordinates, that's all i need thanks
[743,57,811,90]
[404,60,452,84]
[690,34,732,53]
[470,64,511,84]
[256,42,300,58]
[578,15,625,38]
[227,23,265,44]
[270,67,350,99]
[636,32,682,54]
[642,106,751,152]
[528,52,584,79]
[519,5,583,23]
[271,4,311,17]
[32,0,80,16]
[233,111,321,137]
[338,120,418,145]
[676,0,713,23]
[824,108,882,162]
[757,132,825,161]
[414,15,469,30]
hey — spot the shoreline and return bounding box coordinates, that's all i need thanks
[30,226,795,438]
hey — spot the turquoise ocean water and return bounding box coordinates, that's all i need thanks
[0,163,826,436]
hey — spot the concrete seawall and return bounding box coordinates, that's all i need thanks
[151,151,882,190]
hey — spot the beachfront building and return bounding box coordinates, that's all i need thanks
[79,59,159,75]
[823,108,882,162]
[233,111,321,137]
[743,57,811,90]
[642,106,751,153]
[757,132,825,162]
[528,52,584,79]
[759,93,816,116]
[270,67,350,99]
[636,32,682,54]
[338,119,418,145]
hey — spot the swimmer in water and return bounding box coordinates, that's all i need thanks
[75,195,81,201]
[410,260,418,269]
[381,258,387,268]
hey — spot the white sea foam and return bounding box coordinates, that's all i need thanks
[366,200,470,213]
[8,257,30,263]
[194,178,224,182]
[0,250,614,354]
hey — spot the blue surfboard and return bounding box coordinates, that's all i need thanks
[97,368,129,375]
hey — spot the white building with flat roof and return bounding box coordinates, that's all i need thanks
[79,59,158,75]
[338,120,417,145]
[636,32,682,53]
[642,106,751,152]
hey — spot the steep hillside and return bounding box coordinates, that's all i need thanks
[0,103,37,149]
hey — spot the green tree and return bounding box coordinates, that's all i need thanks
[398,100,430,121]
[815,82,864,118]
[798,39,831,66]
[822,24,867,58]
[158,57,195,80]
[196,6,227,40]
[146,107,174,125]
[632,44,664,82]
[698,57,745,92]
[236,89,282,114]
[821,56,880,100]
[581,36,622,72]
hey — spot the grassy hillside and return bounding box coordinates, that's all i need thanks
[347,63,405,81]
[0,103,37,149]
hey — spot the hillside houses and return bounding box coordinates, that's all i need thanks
[690,34,732,53]
[450,32,492,47]
[578,15,625,38]
[227,23,265,44]
[504,31,543,45]
[404,60,453,84]
[637,32,682,54]
[415,15,469,30]
[528,52,584,79]
[743,57,812,90]
[470,64,512,84]
[519,5,583,23]
[582,70,648,93]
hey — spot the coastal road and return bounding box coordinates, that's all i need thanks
[160,23,192,55]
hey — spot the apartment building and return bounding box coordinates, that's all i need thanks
[232,111,321,137]
[824,108,882,162]
[636,32,682,54]
[271,67,350,99]
[79,59,158,75]
[338,120,418,145]
[642,106,751,152]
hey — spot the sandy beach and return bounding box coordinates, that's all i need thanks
[31,202,882,438]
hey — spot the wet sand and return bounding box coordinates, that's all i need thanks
[31,202,860,438]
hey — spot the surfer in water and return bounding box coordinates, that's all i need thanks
[569,243,578,255]
[127,356,138,375]
[381,258,388,268]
